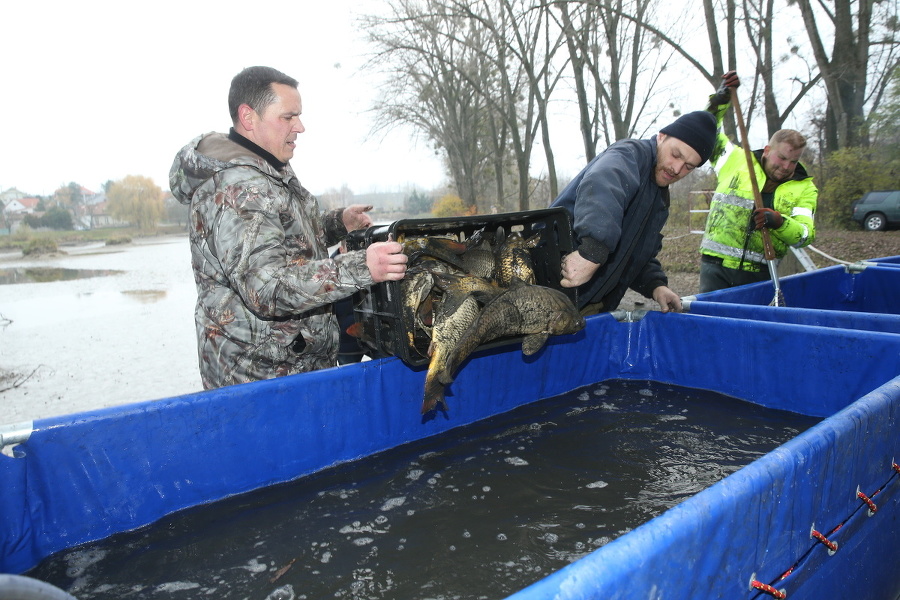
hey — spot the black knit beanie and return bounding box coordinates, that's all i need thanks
[659,111,718,166]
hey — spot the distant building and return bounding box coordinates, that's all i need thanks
[1,196,41,234]
[0,187,30,205]
[72,195,118,229]
[3,196,40,215]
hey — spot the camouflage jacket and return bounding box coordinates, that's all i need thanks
[169,131,374,389]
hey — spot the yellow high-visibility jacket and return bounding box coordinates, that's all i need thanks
[700,140,818,271]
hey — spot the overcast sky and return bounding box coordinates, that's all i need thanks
[1,0,449,197]
[4,1,796,201]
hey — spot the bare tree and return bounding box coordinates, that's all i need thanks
[364,0,502,209]
[552,0,678,162]
[442,0,567,209]
[791,0,899,151]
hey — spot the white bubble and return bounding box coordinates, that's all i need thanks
[264,584,295,600]
[639,388,654,397]
[237,558,268,573]
[155,582,201,593]
[64,548,107,578]
[586,480,608,489]
[407,469,424,480]
[497,533,507,541]
[381,496,406,510]
[320,551,332,563]
[505,457,529,466]
[353,537,374,546]
[659,414,687,421]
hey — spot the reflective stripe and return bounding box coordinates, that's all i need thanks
[700,238,766,264]
[712,191,755,210]
[794,223,810,247]
[791,206,813,218]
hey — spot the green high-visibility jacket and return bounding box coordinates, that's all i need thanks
[700,139,818,271]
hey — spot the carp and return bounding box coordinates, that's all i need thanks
[438,280,585,389]
[459,229,496,280]
[493,230,539,286]
[399,259,457,345]
[422,285,486,414]
[399,235,468,270]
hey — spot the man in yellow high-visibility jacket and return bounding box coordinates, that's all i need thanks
[699,72,818,293]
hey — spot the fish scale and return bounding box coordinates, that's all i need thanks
[441,281,585,386]
[422,290,484,414]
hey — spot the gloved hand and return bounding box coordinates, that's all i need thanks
[709,71,740,107]
[752,208,784,230]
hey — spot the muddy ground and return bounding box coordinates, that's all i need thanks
[619,227,900,311]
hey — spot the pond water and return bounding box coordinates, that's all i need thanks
[0,237,203,423]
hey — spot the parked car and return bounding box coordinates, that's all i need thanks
[851,190,900,231]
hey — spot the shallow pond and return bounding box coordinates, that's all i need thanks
[0,237,202,423]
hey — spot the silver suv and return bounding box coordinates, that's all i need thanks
[851,190,900,231]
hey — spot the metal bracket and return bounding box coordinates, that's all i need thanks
[1,421,33,458]
[845,261,879,274]
[610,309,651,322]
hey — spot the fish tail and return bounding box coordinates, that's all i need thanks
[421,374,447,414]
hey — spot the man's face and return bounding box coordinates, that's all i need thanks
[762,142,802,183]
[249,83,305,163]
[654,134,701,187]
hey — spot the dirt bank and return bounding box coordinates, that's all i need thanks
[618,227,900,311]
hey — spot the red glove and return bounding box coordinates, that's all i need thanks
[753,208,784,230]
[722,70,739,89]
[709,71,740,107]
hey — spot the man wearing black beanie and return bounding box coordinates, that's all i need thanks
[550,109,718,315]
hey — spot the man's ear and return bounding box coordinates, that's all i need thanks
[236,104,256,131]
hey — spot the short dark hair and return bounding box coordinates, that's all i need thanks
[228,66,299,123]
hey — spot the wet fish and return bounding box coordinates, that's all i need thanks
[429,271,504,318]
[459,229,496,279]
[438,280,585,389]
[399,259,457,348]
[399,235,468,270]
[399,267,436,354]
[493,231,539,286]
[422,287,485,414]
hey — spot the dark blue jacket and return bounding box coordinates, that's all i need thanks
[551,136,669,310]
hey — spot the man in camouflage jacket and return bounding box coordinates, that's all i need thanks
[169,66,406,389]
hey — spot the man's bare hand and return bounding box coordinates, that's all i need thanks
[366,240,407,283]
[560,251,600,288]
[652,286,682,313]
[343,204,374,232]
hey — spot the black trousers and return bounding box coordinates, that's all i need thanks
[698,257,770,294]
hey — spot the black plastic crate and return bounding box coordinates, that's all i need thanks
[345,208,576,367]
